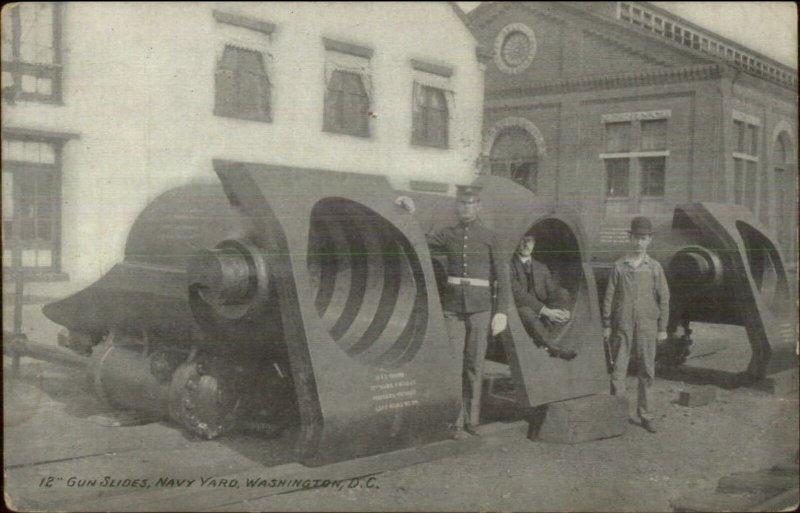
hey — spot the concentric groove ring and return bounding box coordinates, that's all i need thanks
[308,198,428,368]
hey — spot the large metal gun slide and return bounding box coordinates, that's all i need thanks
[41,161,461,466]
[591,203,797,378]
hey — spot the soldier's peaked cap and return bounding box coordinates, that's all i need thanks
[628,216,654,235]
[456,185,482,200]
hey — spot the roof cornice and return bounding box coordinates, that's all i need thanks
[486,63,723,99]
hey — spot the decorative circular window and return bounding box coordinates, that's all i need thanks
[494,23,537,74]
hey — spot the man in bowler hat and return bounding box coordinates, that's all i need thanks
[396,186,509,439]
[602,216,670,433]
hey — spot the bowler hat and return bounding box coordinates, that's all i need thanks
[628,216,653,235]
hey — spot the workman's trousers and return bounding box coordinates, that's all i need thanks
[610,322,656,422]
[444,310,491,428]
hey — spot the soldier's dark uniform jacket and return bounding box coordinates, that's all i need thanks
[425,219,510,315]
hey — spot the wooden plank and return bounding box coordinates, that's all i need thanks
[56,421,527,512]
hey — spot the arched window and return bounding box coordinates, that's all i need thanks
[772,132,796,253]
[489,126,539,192]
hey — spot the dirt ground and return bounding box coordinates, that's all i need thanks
[3,307,799,512]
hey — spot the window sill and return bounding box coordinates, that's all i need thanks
[213,110,272,124]
[411,140,449,150]
[3,270,70,283]
[599,150,669,159]
[322,127,370,139]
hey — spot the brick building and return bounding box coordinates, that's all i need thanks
[468,1,797,261]
[2,2,485,299]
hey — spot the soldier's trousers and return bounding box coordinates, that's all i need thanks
[610,321,656,422]
[444,310,491,428]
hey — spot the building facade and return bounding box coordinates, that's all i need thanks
[2,2,486,298]
[468,1,797,262]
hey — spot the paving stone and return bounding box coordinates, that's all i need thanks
[534,394,628,444]
[717,471,798,495]
[753,367,799,396]
[677,385,717,407]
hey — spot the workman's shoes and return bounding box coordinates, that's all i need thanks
[641,419,657,433]
[464,424,481,437]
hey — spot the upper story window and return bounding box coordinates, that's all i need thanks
[1,3,63,104]
[600,111,671,210]
[412,85,448,148]
[324,70,369,137]
[605,122,631,153]
[212,10,275,123]
[732,113,760,212]
[410,59,454,150]
[214,45,271,122]
[322,38,373,138]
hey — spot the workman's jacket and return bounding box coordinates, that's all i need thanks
[426,219,510,315]
[602,253,670,333]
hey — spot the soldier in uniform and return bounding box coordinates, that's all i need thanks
[396,186,509,440]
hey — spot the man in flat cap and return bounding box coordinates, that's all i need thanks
[602,216,670,433]
[396,186,509,440]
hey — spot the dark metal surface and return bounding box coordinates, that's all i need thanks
[213,160,460,466]
[3,331,90,369]
[404,175,609,408]
[590,203,798,378]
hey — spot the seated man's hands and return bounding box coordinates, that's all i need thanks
[540,307,571,325]
[395,195,415,214]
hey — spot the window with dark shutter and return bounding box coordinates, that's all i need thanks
[323,70,369,137]
[412,85,449,149]
[214,45,271,122]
